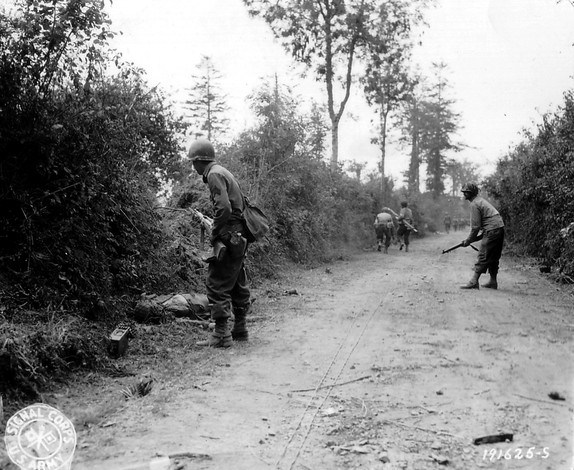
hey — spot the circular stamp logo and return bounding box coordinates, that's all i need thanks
[4,403,76,470]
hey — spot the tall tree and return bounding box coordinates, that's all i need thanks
[363,53,414,192]
[304,101,329,160]
[236,77,304,200]
[361,0,421,191]
[242,0,430,171]
[183,55,229,142]
[398,64,461,197]
[422,62,461,198]
[397,77,425,195]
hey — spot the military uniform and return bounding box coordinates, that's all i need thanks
[460,183,505,290]
[189,138,251,347]
[374,211,394,253]
[202,162,251,324]
[465,196,505,281]
[397,204,413,251]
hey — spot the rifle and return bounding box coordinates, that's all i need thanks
[192,209,214,249]
[192,209,213,232]
[442,242,479,254]
[382,207,418,233]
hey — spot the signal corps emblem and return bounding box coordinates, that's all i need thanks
[4,403,76,470]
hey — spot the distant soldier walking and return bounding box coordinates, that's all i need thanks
[374,208,394,253]
[443,213,451,233]
[397,201,414,252]
[459,183,505,290]
[189,138,252,347]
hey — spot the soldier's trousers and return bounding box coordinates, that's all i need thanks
[206,241,250,321]
[397,225,411,246]
[375,225,393,248]
[474,227,504,276]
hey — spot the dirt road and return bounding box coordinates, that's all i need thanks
[28,232,574,470]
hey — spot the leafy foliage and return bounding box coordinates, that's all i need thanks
[0,316,108,400]
[242,0,431,169]
[397,63,461,197]
[173,79,376,265]
[0,1,189,314]
[484,90,574,279]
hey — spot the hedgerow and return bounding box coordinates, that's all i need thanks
[484,90,574,280]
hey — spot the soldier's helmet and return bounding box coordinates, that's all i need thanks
[188,138,215,162]
[461,183,479,196]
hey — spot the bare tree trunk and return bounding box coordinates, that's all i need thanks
[379,106,388,193]
[330,123,339,171]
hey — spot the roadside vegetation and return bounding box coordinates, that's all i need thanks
[0,0,572,410]
[484,91,574,283]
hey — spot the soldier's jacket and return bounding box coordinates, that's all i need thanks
[399,207,413,225]
[374,212,393,226]
[203,162,245,241]
[469,197,504,232]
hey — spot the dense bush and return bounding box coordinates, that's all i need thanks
[484,90,574,279]
[0,1,189,316]
[0,0,196,398]
[171,81,378,267]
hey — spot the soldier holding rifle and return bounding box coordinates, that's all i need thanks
[382,203,417,252]
[397,201,414,252]
[459,183,505,290]
[189,138,252,347]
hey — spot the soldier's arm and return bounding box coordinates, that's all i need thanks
[207,173,232,241]
[463,205,482,245]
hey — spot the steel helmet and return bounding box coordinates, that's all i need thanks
[461,183,479,196]
[188,138,215,162]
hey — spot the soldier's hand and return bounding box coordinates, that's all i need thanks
[461,239,469,247]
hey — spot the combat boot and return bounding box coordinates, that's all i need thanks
[460,273,480,290]
[197,319,232,348]
[383,246,388,254]
[482,275,498,289]
[232,306,249,341]
[405,245,409,252]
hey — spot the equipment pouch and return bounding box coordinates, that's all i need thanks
[228,232,247,259]
[242,196,270,243]
[201,240,227,263]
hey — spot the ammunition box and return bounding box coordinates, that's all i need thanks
[108,323,131,358]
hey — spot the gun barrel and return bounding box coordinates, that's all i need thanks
[442,242,463,254]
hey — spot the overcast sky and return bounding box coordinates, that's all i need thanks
[106,0,574,184]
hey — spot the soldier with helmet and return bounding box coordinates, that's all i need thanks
[374,208,395,253]
[189,138,252,347]
[397,201,414,252]
[459,183,505,290]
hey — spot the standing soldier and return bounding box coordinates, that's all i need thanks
[453,217,459,232]
[443,213,452,233]
[397,201,414,252]
[459,183,505,290]
[374,208,394,253]
[189,138,252,347]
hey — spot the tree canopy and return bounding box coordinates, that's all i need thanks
[242,0,431,171]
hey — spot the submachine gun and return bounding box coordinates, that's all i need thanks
[442,242,479,254]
